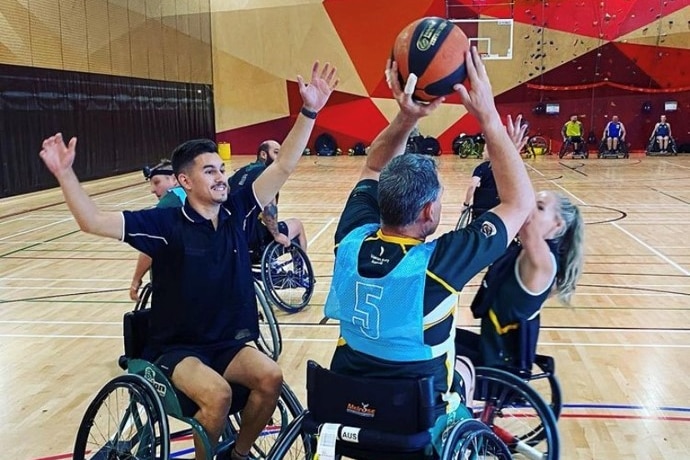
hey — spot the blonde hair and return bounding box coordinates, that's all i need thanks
[551,193,585,304]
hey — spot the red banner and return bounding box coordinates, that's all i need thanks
[526,81,690,93]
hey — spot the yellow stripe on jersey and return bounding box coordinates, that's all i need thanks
[488,308,519,334]
[426,270,459,295]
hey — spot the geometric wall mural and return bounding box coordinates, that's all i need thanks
[213,0,690,154]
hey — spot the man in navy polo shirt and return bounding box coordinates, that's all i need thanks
[39,62,339,460]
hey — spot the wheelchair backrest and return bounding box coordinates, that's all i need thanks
[123,282,153,360]
[306,360,436,435]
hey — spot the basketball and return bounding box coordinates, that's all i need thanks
[392,17,470,101]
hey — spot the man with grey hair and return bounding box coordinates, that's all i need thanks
[324,48,534,447]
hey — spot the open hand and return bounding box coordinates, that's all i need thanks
[298,62,339,113]
[507,114,529,151]
[453,48,498,125]
[40,133,77,178]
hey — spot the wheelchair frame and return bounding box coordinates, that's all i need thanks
[646,136,678,156]
[598,138,629,159]
[452,133,485,158]
[265,360,513,459]
[257,241,315,314]
[558,138,588,159]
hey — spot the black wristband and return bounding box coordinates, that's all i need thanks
[300,107,317,119]
[463,202,470,207]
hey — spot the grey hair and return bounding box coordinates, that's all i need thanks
[378,154,441,227]
[550,193,585,304]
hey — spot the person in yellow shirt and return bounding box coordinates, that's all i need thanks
[562,114,583,154]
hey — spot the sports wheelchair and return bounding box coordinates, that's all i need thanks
[558,138,588,159]
[597,138,629,159]
[646,136,678,156]
[452,133,485,158]
[253,240,315,315]
[265,360,513,459]
[456,328,561,459]
[77,286,303,459]
[522,136,550,159]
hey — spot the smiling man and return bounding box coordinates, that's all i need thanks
[39,61,338,460]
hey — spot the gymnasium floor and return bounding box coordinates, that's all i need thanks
[1,152,689,459]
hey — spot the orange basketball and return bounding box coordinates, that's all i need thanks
[393,17,470,102]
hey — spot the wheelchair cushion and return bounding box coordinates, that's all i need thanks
[123,308,150,360]
[306,361,436,435]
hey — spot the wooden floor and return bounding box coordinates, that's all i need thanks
[1,153,689,459]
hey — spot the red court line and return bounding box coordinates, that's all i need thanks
[561,413,690,422]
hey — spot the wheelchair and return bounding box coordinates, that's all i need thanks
[646,136,678,156]
[254,240,315,314]
[558,137,588,159]
[265,360,512,459]
[456,328,561,459]
[597,138,629,159]
[452,133,485,158]
[78,287,303,459]
[522,136,549,159]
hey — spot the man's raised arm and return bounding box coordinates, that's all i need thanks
[253,62,339,208]
[39,133,124,240]
[358,60,444,182]
[455,47,534,244]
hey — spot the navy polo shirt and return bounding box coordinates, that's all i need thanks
[123,185,261,354]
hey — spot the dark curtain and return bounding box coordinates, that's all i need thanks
[0,63,214,198]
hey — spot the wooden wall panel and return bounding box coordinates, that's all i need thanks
[107,0,133,76]
[176,0,191,82]
[60,0,89,72]
[161,0,179,82]
[145,0,165,80]
[85,0,112,74]
[0,0,32,66]
[28,0,63,70]
[127,0,150,79]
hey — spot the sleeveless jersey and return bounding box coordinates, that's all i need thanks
[324,224,442,362]
[656,122,670,136]
[606,122,621,138]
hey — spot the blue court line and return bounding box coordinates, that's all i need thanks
[565,403,690,413]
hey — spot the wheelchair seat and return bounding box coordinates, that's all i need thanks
[558,138,588,159]
[266,361,511,460]
[646,136,678,156]
[598,138,629,159]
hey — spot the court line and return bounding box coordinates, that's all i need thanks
[0,217,73,241]
[526,163,690,276]
[308,217,335,247]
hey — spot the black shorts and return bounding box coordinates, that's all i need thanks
[567,136,582,143]
[154,344,249,416]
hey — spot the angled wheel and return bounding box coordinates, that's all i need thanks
[264,412,315,459]
[442,419,511,459]
[530,356,563,420]
[261,242,314,313]
[230,383,306,458]
[558,142,567,159]
[473,367,559,460]
[74,374,170,460]
[455,206,472,231]
[459,138,474,158]
[255,280,282,361]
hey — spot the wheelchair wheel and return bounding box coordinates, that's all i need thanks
[473,367,559,460]
[264,411,315,459]
[458,137,475,158]
[530,356,563,420]
[261,241,314,313]
[558,142,567,159]
[455,206,472,231]
[74,374,170,460]
[442,418,511,459]
[255,280,282,361]
[229,382,306,458]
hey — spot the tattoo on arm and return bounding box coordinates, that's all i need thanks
[261,202,280,236]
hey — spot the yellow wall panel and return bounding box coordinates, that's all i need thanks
[60,0,89,72]
[127,0,150,79]
[108,0,133,76]
[29,0,63,70]
[161,0,179,81]
[176,0,192,82]
[0,3,32,66]
[85,0,113,74]
[145,1,165,80]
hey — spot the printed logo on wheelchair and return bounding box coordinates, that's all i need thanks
[346,402,376,418]
[144,367,168,397]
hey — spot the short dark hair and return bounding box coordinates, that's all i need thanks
[378,154,441,226]
[256,141,271,161]
[171,139,218,174]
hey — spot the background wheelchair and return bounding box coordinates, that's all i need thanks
[452,133,485,158]
[597,138,629,159]
[646,136,678,156]
[522,136,549,159]
[78,285,303,459]
[456,328,561,459]
[558,138,588,159]
[265,360,512,459]
[254,240,315,315]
